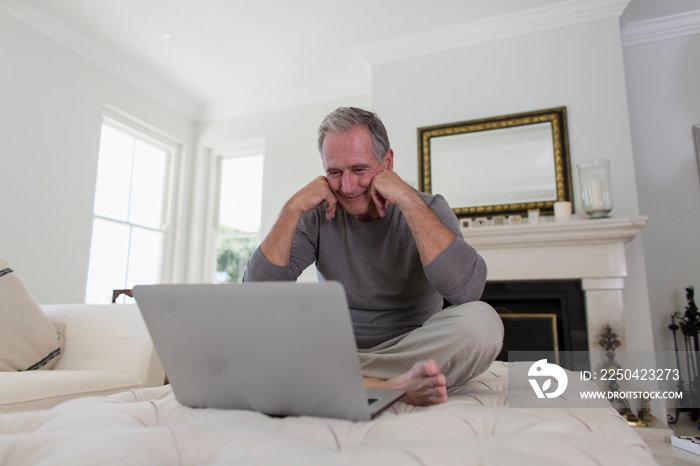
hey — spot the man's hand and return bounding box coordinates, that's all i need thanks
[260,176,338,267]
[369,170,423,218]
[288,176,340,221]
[370,169,456,266]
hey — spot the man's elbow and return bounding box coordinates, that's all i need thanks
[447,257,488,304]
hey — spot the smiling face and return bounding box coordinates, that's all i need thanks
[321,126,393,222]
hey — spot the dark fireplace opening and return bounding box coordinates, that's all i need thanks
[481,280,589,371]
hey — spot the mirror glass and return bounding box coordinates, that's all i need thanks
[418,107,572,218]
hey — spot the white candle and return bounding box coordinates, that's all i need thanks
[589,180,604,209]
[554,201,572,221]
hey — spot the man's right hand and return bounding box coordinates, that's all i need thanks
[260,176,338,267]
[287,176,340,221]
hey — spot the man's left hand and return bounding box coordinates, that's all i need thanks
[370,169,456,266]
[369,170,422,218]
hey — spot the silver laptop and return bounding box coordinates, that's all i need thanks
[132,281,403,421]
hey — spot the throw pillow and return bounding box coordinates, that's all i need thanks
[0,259,62,371]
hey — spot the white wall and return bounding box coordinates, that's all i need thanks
[623,33,700,353]
[0,9,196,304]
[374,18,640,213]
[371,16,655,352]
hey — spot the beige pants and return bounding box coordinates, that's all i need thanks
[357,301,504,387]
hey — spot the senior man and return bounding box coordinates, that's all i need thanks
[244,107,503,406]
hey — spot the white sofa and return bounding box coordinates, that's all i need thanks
[0,303,164,413]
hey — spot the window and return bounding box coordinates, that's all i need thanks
[85,118,175,303]
[212,151,263,283]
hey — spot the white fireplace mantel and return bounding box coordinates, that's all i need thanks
[462,216,649,250]
[462,216,649,352]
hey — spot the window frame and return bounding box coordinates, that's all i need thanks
[86,108,182,301]
[203,139,265,283]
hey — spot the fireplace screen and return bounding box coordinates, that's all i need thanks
[481,280,588,371]
[498,313,559,364]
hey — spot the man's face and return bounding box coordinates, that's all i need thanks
[321,126,392,222]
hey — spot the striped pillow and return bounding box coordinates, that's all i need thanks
[0,260,62,371]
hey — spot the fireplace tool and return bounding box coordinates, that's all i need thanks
[668,286,700,424]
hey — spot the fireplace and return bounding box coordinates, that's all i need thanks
[463,216,672,421]
[462,216,648,370]
[481,280,588,370]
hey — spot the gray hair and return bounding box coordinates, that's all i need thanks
[317,107,391,163]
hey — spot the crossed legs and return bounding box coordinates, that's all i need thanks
[358,301,504,406]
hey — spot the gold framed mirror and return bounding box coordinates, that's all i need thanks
[418,107,573,218]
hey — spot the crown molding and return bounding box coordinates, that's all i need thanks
[356,0,630,65]
[197,76,371,121]
[622,9,700,46]
[16,0,695,121]
[0,0,198,119]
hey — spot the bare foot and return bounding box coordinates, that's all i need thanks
[364,359,448,406]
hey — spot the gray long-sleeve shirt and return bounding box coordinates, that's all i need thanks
[243,192,487,348]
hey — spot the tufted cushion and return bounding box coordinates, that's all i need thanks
[0,260,62,371]
[0,363,657,465]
